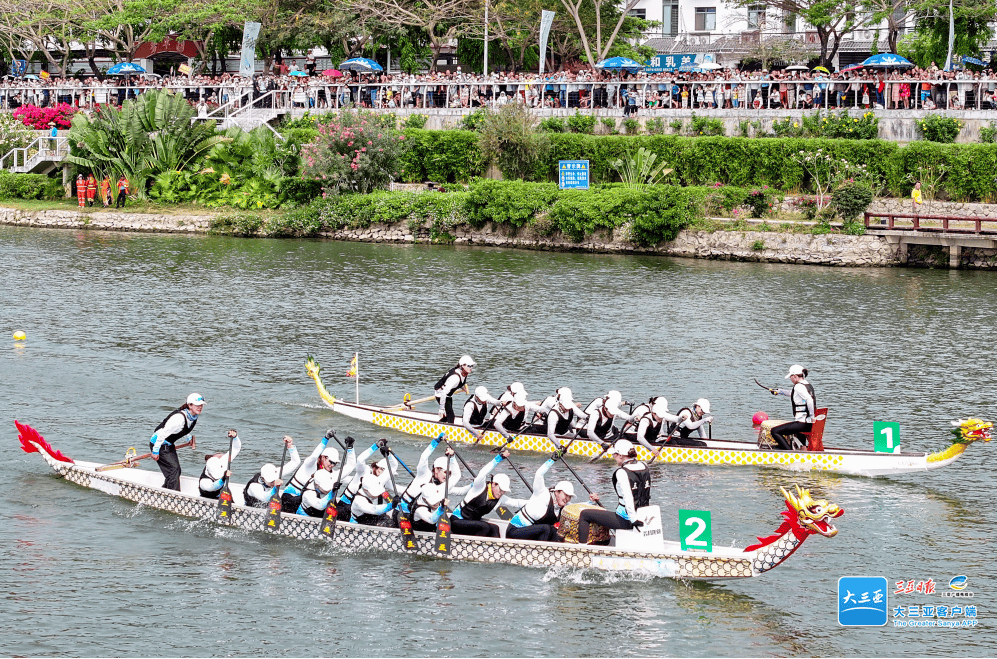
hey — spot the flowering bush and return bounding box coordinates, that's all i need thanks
[772,111,878,140]
[791,149,875,210]
[0,113,34,156]
[916,115,963,143]
[300,109,405,195]
[746,186,776,218]
[12,103,77,130]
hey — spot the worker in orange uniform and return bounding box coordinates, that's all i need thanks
[76,174,86,208]
[100,176,111,207]
[85,173,97,207]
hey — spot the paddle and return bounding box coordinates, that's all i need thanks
[319,440,350,540]
[755,378,778,395]
[434,453,453,555]
[548,437,604,508]
[378,440,416,551]
[384,394,436,411]
[491,439,533,495]
[473,399,512,444]
[263,442,289,533]
[215,430,237,524]
[96,437,195,471]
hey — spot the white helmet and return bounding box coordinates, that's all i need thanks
[651,399,669,417]
[321,447,340,464]
[696,398,711,414]
[606,390,622,406]
[260,463,279,484]
[557,387,573,406]
[373,458,389,472]
[433,456,449,471]
[459,355,476,368]
[510,382,526,397]
[554,481,575,497]
[313,469,335,494]
[475,386,489,400]
[491,473,511,492]
[609,438,635,456]
[512,392,527,407]
[360,472,385,499]
[204,455,226,480]
[186,393,206,406]
[785,364,805,379]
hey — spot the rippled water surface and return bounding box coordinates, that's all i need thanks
[2,226,995,657]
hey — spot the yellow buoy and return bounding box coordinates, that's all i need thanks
[13,331,26,341]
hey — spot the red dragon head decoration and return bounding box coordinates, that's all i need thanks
[16,421,73,463]
[745,484,843,551]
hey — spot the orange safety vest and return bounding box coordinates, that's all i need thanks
[86,176,97,198]
[76,178,86,206]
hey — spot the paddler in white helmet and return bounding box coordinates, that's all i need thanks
[493,391,543,441]
[198,429,242,499]
[634,398,681,459]
[583,390,635,443]
[244,435,301,507]
[507,450,580,542]
[577,439,649,544]
[769,364,817,450]
[280,428,339,513]
[462,386,501,441]
[450,449,526,537]
[350,441,404,526]
[410,448,463,532]
[396,433,448,518]
[298,441,358,517]
[149,392,205,491]
[434,355,475,423]
[668,398,714,447]
[335,438,388,521]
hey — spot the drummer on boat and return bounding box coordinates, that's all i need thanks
[506,451,580,542]
[667,399,714,447]
[244,436,300,507]
[198,429,241,499]
[435,355,475,423]
[770,364,817,450]
[461,386,501,441]
[149,393,205,491]
[578,439,649,544]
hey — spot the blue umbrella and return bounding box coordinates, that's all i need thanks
[289,70,309,76]
[107,62,146,75]
[962,56,985,66]
[339,57,383,72]
[861,53,913,68]
[594,56,645,72]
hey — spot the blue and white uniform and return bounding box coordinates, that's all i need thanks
[280,436,331,512]
[243,447,301,507]
[198,435,242,498]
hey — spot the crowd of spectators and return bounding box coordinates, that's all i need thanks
[2,60,996,115]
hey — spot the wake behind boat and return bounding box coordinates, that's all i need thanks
[19,420,842,580]
[306,357,993,478]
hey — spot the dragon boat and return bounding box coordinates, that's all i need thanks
[306,357,992,478]
[18,420,842,580]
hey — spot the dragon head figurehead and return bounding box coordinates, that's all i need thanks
[780,484,843,538]
[305,355,337,407]
[949,418,993,445]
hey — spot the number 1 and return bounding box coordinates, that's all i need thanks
[880,427,894,449]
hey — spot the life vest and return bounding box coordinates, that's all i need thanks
[434,366,466,397]
[619,462,651,509]
[588,397,614,439]
[674,406,700,439]
[300,479,327,517]
[153,408,197,446]
[198,464,222,499]
[549,405,575,436]
[412,479,445,517]
[791,382,817,420]
[243,472,268,507]
[502,407,527,432]
[637,412,663,444]
[515,492,558,526]
[454,484,499,521]
[464,396,489,425]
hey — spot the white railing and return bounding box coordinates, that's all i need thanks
[0,136,69,173]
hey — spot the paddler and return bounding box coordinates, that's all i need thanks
[769,364,816,450]
[410,449,462,532]
[396,433,447,517]
[149,393,204,491]
[281,429,338,512]
[435,355,475,422]
[198,429,241,499]
[576,439,648,544]
[334,437,381,519]
[299,442,355,517]
[582,390,634,443]
[493,392,544,441]
[539,388,589,444]
[451,449,525,537]
[506,451,577,542]
[243,436,300,507]
[667,398,713,447]
[633,398,681,459]
[461,386,501,440]
[349,444,403,526]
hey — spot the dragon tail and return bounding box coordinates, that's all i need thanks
[15,420,74,463]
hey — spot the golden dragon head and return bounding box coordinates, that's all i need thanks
[780,484,843,538]
[950,418,993,445]
[305,355,322,381]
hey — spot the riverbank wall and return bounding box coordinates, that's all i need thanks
[3,206,996,269]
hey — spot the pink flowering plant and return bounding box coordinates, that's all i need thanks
[12,103,77,130]
[300,110,404,195]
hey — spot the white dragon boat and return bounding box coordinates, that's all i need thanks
[18,420,842,580]
[306,357,993,478]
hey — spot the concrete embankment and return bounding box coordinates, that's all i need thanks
[3,206,995,269]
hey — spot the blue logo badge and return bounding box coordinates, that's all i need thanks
[949,575,968,590]
[839,576,888,626]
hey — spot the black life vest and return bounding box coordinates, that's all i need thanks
[434,366,467,397]
[412,479,443,516]
[243,472,268,508]
[791,382,817,419]
[300,478,329,517]
[520,492,558,526]
[619,462,651,508]
[675,406,699,439]
[638,412,664,444]
[550,406,575,436]
[502,407,527,432]
[464,396,489,425]
[153,407,197,445]
[456,485,500,520]
[198,464,222,499]
[588,397,615,439]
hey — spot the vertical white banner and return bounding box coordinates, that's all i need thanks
[240,22,261,77]
[539,10,555,76]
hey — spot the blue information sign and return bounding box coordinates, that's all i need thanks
[559,160,589,189]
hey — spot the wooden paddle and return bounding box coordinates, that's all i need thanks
[215,431,237,524]
[435,453,453,555]
[319,440,350,540]
[384,394,436,411]
[96,437,195,471]
[263,443,289,533]
[377,441,416,551]
[755,378,778,395]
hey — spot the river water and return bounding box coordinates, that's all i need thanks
[2,225,994,657]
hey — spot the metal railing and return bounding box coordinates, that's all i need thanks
[0,136,69,173]
[865,212,997,234]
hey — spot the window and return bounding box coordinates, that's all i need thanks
[662,0,679,35]
[695,7,716,31]
[627,8,647,20]
[747,4,766,29]
[784,11,797,33]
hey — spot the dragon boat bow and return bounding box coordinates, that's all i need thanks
[19,420,841,580]
[306,357,992,478]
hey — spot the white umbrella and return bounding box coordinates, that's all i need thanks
[698,62,723,70]
[785,64,809,71]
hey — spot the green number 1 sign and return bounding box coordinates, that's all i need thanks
[873,421,901,453]
[679,509,712,552]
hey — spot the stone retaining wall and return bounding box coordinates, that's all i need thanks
[5,206,995,269]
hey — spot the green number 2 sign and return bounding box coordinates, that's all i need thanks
[679,509,712,552]
[873,421,901,453]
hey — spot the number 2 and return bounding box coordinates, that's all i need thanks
[684,516,707,547]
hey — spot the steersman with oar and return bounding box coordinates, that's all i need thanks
[434,355,475,423]
[149,393,205,491]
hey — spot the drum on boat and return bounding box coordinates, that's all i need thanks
[558,503,610,545]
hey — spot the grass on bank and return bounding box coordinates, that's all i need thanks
[1,197,220,215]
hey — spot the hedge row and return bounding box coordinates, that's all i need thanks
[0,171,64,201]
[398,129,997,202]
[214,179,717,246]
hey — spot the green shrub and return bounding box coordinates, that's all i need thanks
[567,113,597,134]
[746,187,777,218]
[465,179,558,228]
[0,171,63,200]
[916,115,963,143]
[403,114,429,129]
[623,118,640,135]
[751,239,765,251]
[831,181,874,221]
[478,105,550,181]
[600,117,617,133]
[539,117,567,133]
[646,118,665,135]
[669,119,683,133]
[460,109,487,131]
[979,121,997,144]
[398,129,482,183]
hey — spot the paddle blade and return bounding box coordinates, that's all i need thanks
[216,484,233,523]
[319,502,338,539]
[495,505,515,521]
[435,515,452,554]
[399,513,417,552]
[264,495,282,532]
